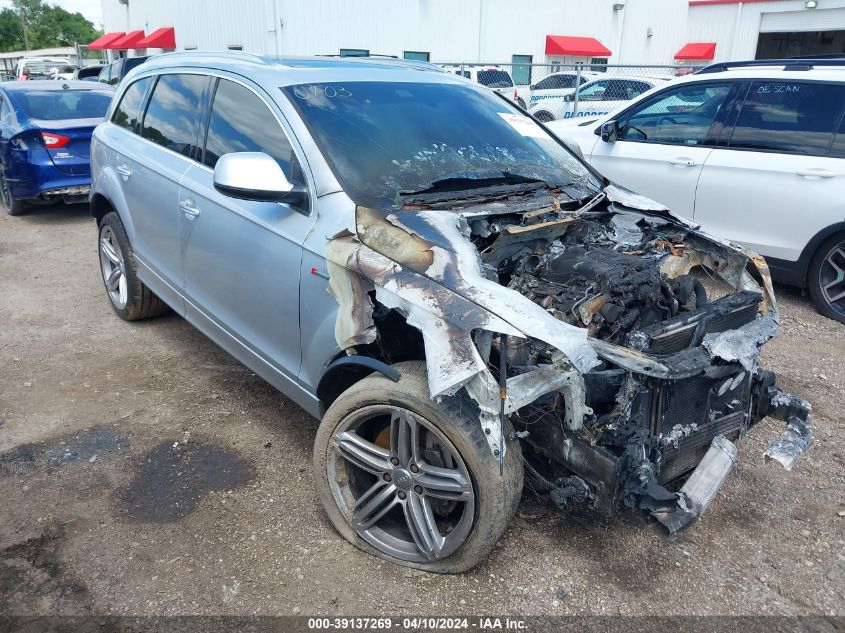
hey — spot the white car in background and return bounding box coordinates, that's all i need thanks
[548,59,845,323]
[527,70,601,109]
[441,64,525,108]
[529,75,669,122]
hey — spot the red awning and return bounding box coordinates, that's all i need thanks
[675,42,717,60]
[545,35,612,57]
[110,30,146,50]
[87,32,126,50]
[137,27,176,49]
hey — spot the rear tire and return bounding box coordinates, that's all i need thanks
[313,361,523,573]
[807,233,845,325]
[98,211,170,321]
[1,172,28,216]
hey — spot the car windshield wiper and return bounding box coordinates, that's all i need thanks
[400,174,550,202]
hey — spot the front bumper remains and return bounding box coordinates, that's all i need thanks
[651,386,813,535]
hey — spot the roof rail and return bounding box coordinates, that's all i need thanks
[697,57,845,74]
[150,50,272,65]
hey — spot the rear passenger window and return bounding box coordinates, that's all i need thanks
[141,74,207,157]
[112,77,152,133]
[728,81,845,156]
[830,110,845,159]
[202,79,294,175]
[0,97,10,122]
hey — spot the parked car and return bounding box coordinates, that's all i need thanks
[97,56,149,86]
[14,56,70,80]
[0,80,114,215]
[548,58,845,324]
[50,64,78,81]
[529,75,669,122]
[75,65,105,82]
[90,52,811,573]
[441,64,525,108]
[527,69,601,108]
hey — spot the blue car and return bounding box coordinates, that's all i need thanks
[0,80,114,215]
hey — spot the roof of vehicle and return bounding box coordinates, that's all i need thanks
[0,79,115,93]
[579,74,670,85]
[129,51,474,89]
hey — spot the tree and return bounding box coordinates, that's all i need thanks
[0,9,25,52]
[3,0,101,51]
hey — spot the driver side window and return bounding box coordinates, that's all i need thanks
[617,82,732,146]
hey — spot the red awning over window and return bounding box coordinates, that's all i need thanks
[87,32,125,50]
[675,42,717,60]
[110,30,146,50]
[137,27,176,49]
[545,35,612,57]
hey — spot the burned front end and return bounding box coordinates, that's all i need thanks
[326,183,813,534]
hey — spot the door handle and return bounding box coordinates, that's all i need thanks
[116,164,131,179]
[179,198,201,219]
[796,168,835,179]
[669,158,698,167]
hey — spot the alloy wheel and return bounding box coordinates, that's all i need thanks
[819,241,845,318]
[99,225,128,310]
[327,405,475,563]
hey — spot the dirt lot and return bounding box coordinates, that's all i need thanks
[1,202,843,617]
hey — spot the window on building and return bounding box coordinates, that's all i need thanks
[728,81,845,156]
[617,82,732,146]
[112,76,153,133]
[202,78,294,176]
[511,55,532,86]
[589,58,608,72]
[403,51,430,62]
[339,49,369,57]
[141,74,207,157]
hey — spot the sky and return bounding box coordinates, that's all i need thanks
[0,0,103,27]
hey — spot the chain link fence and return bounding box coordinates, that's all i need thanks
[435,62,705,122]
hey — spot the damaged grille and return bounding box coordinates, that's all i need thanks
[656,372,752,482]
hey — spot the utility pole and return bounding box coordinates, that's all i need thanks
[19,6,30,50]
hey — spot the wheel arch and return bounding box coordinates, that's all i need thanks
[315,307,426,414]
[772,221,845,288]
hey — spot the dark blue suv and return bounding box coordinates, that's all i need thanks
[0,80,114,215]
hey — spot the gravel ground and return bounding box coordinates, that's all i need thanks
[1,203,843,617]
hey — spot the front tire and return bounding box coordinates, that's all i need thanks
[98,211,169,321]
[534,111,554,123]
[808,233,845,324]
[313,361,523,573]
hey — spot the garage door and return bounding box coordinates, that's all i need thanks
[760,7,845,32]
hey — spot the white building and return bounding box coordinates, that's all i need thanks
[98,0,845,73]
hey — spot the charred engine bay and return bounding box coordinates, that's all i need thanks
[466,197,720,350]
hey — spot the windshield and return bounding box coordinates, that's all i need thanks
[14,90,112,120]
[282,81,599,205]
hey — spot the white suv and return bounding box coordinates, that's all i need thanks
[549,59,845,323]
[441,64,525,108]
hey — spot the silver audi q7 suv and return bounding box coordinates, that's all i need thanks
[90,52,813,573]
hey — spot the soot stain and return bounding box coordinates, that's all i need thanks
[120,440,253,523]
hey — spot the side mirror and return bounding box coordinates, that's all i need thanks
[213,152,308,208]
[600,120,619,143]
[564,93,574,102]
